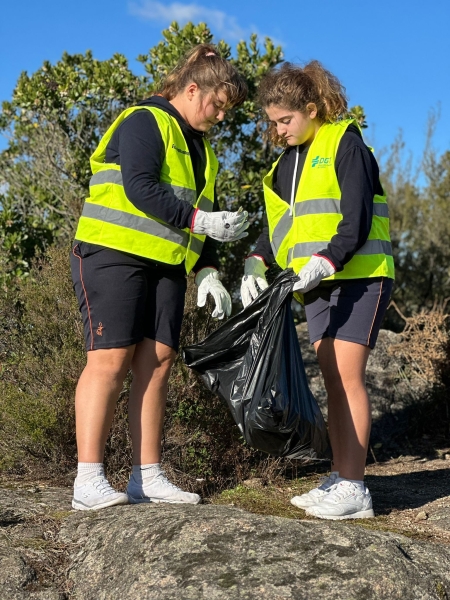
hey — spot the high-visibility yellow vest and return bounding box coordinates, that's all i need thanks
[263,119,395,280]
[75,106,218,274]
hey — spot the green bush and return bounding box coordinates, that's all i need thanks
[0,246,82,474]
[0,245,266,489]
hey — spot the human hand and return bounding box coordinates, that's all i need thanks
[195,268,232,319]
[240,255,269,308]
[292,255,336,293]
[191,208,249,242]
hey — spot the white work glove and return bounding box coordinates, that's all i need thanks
[292,255,336,294]
[191,208,249,242]
[240,256,269,308]
[195,268,232,319]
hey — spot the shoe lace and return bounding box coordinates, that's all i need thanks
[154,470,181,491]
[92,476,117,497]
[327,481,359,503]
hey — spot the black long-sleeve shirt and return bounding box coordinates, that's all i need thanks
[103,95,220,272]
[252,124,384,271]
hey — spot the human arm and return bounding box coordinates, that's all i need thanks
[240,214,273,307]
[314,132,376,271]
[114,111,248,241]
[294,131,376,292]
[114,110,196,229]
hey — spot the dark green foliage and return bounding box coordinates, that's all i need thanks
[0,22,283,290]
[0,246,261,488]
[0,246,82,472]
[0,52,143,285]
[380,126,450,327]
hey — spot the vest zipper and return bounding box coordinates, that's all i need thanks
[289,146,299,216]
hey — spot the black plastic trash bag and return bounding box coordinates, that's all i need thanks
[183,269,329,459]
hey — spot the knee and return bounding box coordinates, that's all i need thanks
[323,373,366,399]
[131,345,175,382]
[86,349,132,382]
[152,349,175,379]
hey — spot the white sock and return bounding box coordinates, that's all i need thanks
[132,463,161,482]
[337,477,365,491]
[76,462,104,485]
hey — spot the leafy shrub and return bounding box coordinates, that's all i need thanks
[0,245,267,490]
[0,246,82,474]
[388,300,450,441]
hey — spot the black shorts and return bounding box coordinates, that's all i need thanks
[70,242,187,352]
[303,277,393,349]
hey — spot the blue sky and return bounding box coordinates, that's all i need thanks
[1,0,449,168]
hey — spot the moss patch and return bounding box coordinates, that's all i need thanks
[211,477,437,542]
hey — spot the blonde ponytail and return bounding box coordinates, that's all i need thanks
[158,43,247,108]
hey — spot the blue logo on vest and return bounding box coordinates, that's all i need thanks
[312,155,332,168]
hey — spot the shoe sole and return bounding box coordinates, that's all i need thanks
[127,495,201,505]
[290,498,317,510]
[72,496,129,511]
[306,508,375,520]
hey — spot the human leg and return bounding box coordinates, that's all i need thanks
[126,270,199,504]
[293,278,392,518]
[128,338,175,465]
[72,347,134,510]
[126,340,200,504]
[291,339,370,512]
[299,338,373,519]
[75,346,135,462]
[70,243,150,509]
[315,338,371,481]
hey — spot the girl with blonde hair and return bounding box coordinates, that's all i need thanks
[70,44,248,510]
[241,61,394,520]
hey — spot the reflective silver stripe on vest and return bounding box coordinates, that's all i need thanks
[82,203,189,247]
[373,203,389,218]
[160,183,196,205]
[90,173,208,210]
[90,170,123,186]
[295,198,340,216]
[294,198,389,218]
[197,194,214,211]
[189,237,204,256]
[271,208,293,256]
[288,239,393,263]
[160,187,213,211]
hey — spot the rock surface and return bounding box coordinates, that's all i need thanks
[61,504,450,599]
[0,486,72,599]
[297,325,427,447]
[1,485,450,599]
[1,329,448,599]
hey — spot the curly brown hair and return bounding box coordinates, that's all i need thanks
[158,43,247,109]
[257,61,348,146]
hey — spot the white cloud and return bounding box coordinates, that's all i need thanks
[128,1,247,41]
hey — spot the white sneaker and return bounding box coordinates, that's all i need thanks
[127,470,201,505]
[290,472,339,509]
[72,475,129,511]
[306,479,375,520]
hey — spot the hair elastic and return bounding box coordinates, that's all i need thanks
[205,52,216,57]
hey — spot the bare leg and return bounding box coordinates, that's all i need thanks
[75,346,135,463]
[128,338,176,465]
[314,338,371,481]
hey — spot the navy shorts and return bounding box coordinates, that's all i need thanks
[70,242,187,352]
[303,277,393,349]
